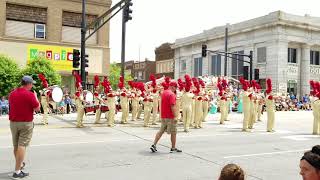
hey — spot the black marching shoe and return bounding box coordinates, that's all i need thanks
[170,148,182,153]
[12,171,29,179]
[150,145,157,153]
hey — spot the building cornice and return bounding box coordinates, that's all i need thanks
[173,11,320,49]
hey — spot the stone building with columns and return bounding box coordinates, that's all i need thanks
[173,11,320,98]
[0,0,111,93]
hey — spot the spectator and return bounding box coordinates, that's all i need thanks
[1,96,9,115]
[219,163,245,180]
[58,97,66,114]
[9,76,40,178]
[300,145,320,180]
[290,92,296,100]
[64,95,72,114]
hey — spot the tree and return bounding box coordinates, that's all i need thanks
[21,57,61,93]
[0,55,21,97]
[108,63,133,90]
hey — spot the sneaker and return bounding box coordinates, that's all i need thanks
[12,171,29,179]
[170,148,182,153]
[150,145,157,153]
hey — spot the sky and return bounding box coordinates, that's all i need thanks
[109,0,320,63]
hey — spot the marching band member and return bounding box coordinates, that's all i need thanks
[129,81,138,121]
[150,75,159,125]
[38,74,50,125]
[256,83,264,122]
[143,89,153,127]
[310,80,320,135]
[265,78,276,132]
[118,76,129,124]
[176,79,184,122]
[181,75,194,132]
[93,75,106,124]
[199,79,209,122]
[218,78,228,125]
[101,77,115,127]
[193,78,203,128]
[248,80,257,129]
[240,77,250,132]
[74,73,85,128]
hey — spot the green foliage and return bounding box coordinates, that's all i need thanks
[0,55,21,97]
[21,57,61,93]
[108,63,133,90]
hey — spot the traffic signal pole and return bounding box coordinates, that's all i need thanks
[81,0,87,89]
[202,45,253,81]
[120,7,127,77]
[224,26,228,76]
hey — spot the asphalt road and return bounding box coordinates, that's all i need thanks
[0,110,318,180]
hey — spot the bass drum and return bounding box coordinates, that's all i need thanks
[84,90,94,102]
[52,87,63,102]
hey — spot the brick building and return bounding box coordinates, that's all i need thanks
[0,0,111,92]
[155,43,174,78]
[118,59,156,82]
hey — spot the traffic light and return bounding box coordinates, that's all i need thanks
[73,49,80,68]
[202,44,207,57]
[124,0,133,22]
[243,66,249,80]
[254,68,259,81]
[84,54,89,68]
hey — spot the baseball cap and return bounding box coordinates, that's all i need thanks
[22,75,36,84]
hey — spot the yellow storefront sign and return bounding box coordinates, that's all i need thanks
[27,44,74,71]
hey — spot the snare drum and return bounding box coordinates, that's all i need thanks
[84,105,95,113]
[100,105,109,113]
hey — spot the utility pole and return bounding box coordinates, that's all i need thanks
[224,26,228,76]
[81,0,87,89]
[249,50,253,81]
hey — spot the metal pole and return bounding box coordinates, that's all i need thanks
[81,0,87,89]
[224,26,228,76]
[120,8,126,77]
[249,50,253,81]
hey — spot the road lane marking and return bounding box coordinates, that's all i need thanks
[223,149,308,159]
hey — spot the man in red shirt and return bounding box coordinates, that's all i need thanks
[9,76,40,179]
[150,81,182,153]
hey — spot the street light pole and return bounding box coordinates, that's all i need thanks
[81,0,87,89]
[224,26,228,76]
[249,50,253,81]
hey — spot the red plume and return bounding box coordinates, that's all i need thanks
[150,74,156,88]
[199,79,205,88]
[94,75,100,89]
[177,78,184,91]
[74,72,82,88]
[38,74,48,88]
[266,78,272,94]
[118,76,124,89]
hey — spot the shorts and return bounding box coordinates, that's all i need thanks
[10,121,34,147]
[159,118,177,134]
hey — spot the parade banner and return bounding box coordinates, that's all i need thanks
[27,44,74,71]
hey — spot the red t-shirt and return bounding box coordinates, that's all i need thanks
[160,89,176,119]
[9,88,39,122]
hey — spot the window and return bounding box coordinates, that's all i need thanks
[211,55,221,76]
[194,57,203,77]
[231,51,244,79]
[180,60,186,72]
[310,51,320,65]
[35,24,45,39]
[257,47,266,63]
[288,48,297,63]
[138,71,144,80]
[5,4,47,39]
